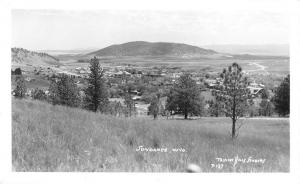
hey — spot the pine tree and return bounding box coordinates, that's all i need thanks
[124,93,136,117]
[84,57,109,112]
[166,73,204,119]
[48,78,60,105]
[214,63,252,139]
[148,93,163,119]
[273,74,290,116]
[48,74,79,107]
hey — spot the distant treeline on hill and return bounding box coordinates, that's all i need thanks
[11,47,59,61]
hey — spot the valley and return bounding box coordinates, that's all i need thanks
[11,42,290,116]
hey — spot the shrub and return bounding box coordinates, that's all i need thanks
[12,68,22,75]
[105,101,125,116]
[32,88,47,101]
[13,76,26,98]
[259,99,274,116]
[207,99,223,117]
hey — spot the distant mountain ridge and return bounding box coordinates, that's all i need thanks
[86,41,218,58]
[12,48,60,66]
[203,44,289,56]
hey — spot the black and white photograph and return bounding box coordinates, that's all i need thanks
[1,0,300,183]
[10,7,291,173]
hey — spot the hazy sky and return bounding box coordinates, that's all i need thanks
[12,8,289,50]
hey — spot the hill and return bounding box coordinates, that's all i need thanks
[11,48,60,66]
[86,41,218,58]
[12,98,289,172]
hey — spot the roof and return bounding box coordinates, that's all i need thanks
[247,86,263,95]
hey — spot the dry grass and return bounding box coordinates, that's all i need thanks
[12,98,289,172]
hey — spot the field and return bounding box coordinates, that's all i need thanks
[12,98,289,172]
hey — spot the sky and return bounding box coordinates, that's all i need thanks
[12,7,289,50]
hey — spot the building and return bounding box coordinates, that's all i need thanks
[247,81,266,97]
[204,79,217,87]
[114,71,131,77]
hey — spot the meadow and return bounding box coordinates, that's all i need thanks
[12,98,289,172]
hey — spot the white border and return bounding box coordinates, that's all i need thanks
[1,0,299,184]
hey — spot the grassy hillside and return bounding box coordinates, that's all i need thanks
[11,48,60,66]
[12,98,289,172]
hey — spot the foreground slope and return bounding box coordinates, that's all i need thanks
[12,98,289,172]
